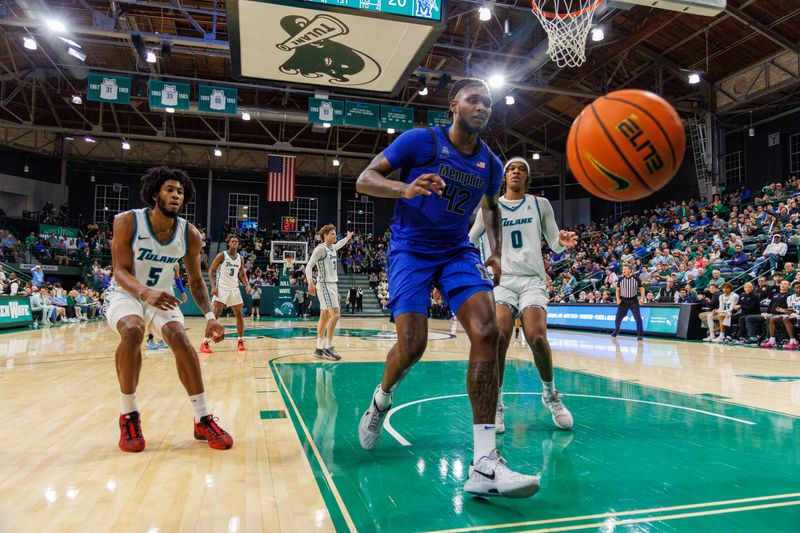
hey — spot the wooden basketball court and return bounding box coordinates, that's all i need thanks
[1,317,799,532]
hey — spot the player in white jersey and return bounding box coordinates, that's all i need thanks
[469,157,577,433]
[305,224,353,360]
[200,235,252,353]
[107,167,233,453]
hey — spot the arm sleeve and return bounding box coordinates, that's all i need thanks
[174,276,185,294]
[538,198,566,253]
[468,209,485,248]
[305,246,324,281]
[333,238,350,251]
[382,128,435,172]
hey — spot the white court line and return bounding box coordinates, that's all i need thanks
[383,392,755,447]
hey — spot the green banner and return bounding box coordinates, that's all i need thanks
[308,98,345,125]
[380,105,414,131]
[87,74,131,104]
[198,85,238,114]
[39,224,80,238]
[345,101,381,128]
[0,296,33,329]
[148,80,190,110]
[427,110,449,127]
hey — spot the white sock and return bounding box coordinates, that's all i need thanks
[473,424,496,463]
[316,337,324,349]
[770,337,777,343]
[238,336,243,342]
[497,387,504,408]
[374,385,393,410]
[189,392,210,420]
[202,337,211,344]
[120,392,138,415]
[542,381,555,399]
[324,338,332,349]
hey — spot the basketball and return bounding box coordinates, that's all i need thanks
[566,89,686,202]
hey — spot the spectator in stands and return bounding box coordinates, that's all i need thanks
[733,282,761,343]
[656,278,678,303]
[347,286,357,314]
[727,245,749,273]
[760,280,796,349]
[704,283,738,342]
[708,269,725,289]
[6,273,19,295]
[697,283,720,331]
[754,276,772,301]
[30,264,44,287]
[356,287,363,312]
[781,262,796,283]
[754,234,787,275]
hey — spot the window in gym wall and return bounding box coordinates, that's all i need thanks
[790,133,800,174]
[724,151,743,186]
[228,193,259,226]
[347,198,374,235]
[94,183,129,223]
[290,196,318,232]
[182,201,196,225]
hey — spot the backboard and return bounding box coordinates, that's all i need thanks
[609,0,725,16]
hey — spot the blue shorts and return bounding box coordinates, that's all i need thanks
[386,238,493,320]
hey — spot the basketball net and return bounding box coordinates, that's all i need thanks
[531,0,602,68]
[283,256,295,277]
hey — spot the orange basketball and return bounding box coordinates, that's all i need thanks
[566,89,686,202]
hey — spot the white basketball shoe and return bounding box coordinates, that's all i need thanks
[464,449,540,498]
[542,391,574,430]
[358,386,391,450]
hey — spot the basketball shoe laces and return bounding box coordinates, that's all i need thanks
[124,413,142,440]
[547,391,567,414]
[368,400,388,432]
[197,415,228,439]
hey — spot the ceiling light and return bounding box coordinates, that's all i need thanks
[688,73,701,85]
[322,122,331,128]
[532,153,540,160]
[165,107,175,114]
[591,28,605,42]
[418,75,428,96]
[71,95,82,105]
[46,19,67,33]
[505,95,515,105]
[145,50,157,63]
[241,112,251,121]
[84,136,95,143]
[478,7,491,21]
[387,128,395,134]
[23,37,38,50]
[504,19,512,37]
[332,158,341,167]
[213,147,222,157]
[121,141,131,150]
[59,36,81,48]
[64,135,74,141]
[488,74,505,89]
[748,128,755,137]
[418,87,428,96]
[66,47,86,62]
[24,164,29,173]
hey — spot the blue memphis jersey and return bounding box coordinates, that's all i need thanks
[384,126,503,246]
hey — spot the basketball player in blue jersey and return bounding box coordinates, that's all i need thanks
[107,167,233,452]
[356,78,540,498]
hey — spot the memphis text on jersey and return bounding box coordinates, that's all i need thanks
[136,247,181,264]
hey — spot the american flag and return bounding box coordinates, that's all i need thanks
[267,154,296,202]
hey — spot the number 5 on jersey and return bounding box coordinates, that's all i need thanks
[146,266,163,287]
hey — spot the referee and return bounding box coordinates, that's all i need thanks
[613,264,646,340]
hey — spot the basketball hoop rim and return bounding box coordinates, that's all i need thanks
[531,0,602,20]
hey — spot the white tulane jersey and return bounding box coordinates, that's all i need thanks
[469,194,565,281]
[306,239,349,284]
[115,208,187,294]
[216,251,242,290]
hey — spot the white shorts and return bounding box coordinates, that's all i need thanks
[317,282,339,310]
[213,287,243,308]
[105,290,184,337]
[494,275,549,316]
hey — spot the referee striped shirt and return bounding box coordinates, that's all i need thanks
[619,275,641,299]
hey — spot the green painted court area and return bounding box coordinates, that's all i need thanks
[271,359,800,532]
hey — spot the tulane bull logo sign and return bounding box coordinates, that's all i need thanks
[276,14,381,86]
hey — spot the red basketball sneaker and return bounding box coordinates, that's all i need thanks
[193,415,234,450]
[237,339,246,351]
[118,411,145,453]
[199,341,213,354]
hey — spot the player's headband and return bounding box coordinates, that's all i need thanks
[504,157,530,175]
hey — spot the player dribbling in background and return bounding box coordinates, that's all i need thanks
[470,157,576,433]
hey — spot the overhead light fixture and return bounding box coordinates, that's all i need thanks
[165,107,175,114]
[488,74,505,89]
[532,153,541,160]
[688,72,701,85]
[505,95,515,105]
[71,95,82,105]
[46,19,67,33]
[504,19,512,37]
[121,141,131,150]
[387,128,396,134]
[591,28,605,42]
[419,87,428,96]
[435,73,452,94]
[322,122,331,128]
[418,75,428,96]
[478,7,491,21]
[24,164,29,173]
[23,37,38,50]
[161,42,172,60]
[332,158,341,167]
[66,47,86,62]
[749,128,755,137]
[84,136,95,143]
[145,50,157,63]
[64,135,74,141]
[59,36,81,48]
[213,147,222,157]
[241,112,251,121]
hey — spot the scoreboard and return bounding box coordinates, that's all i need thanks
[296,0,442,21]
[282,216,298,232]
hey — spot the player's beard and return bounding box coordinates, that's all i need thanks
[156,197,180,218]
